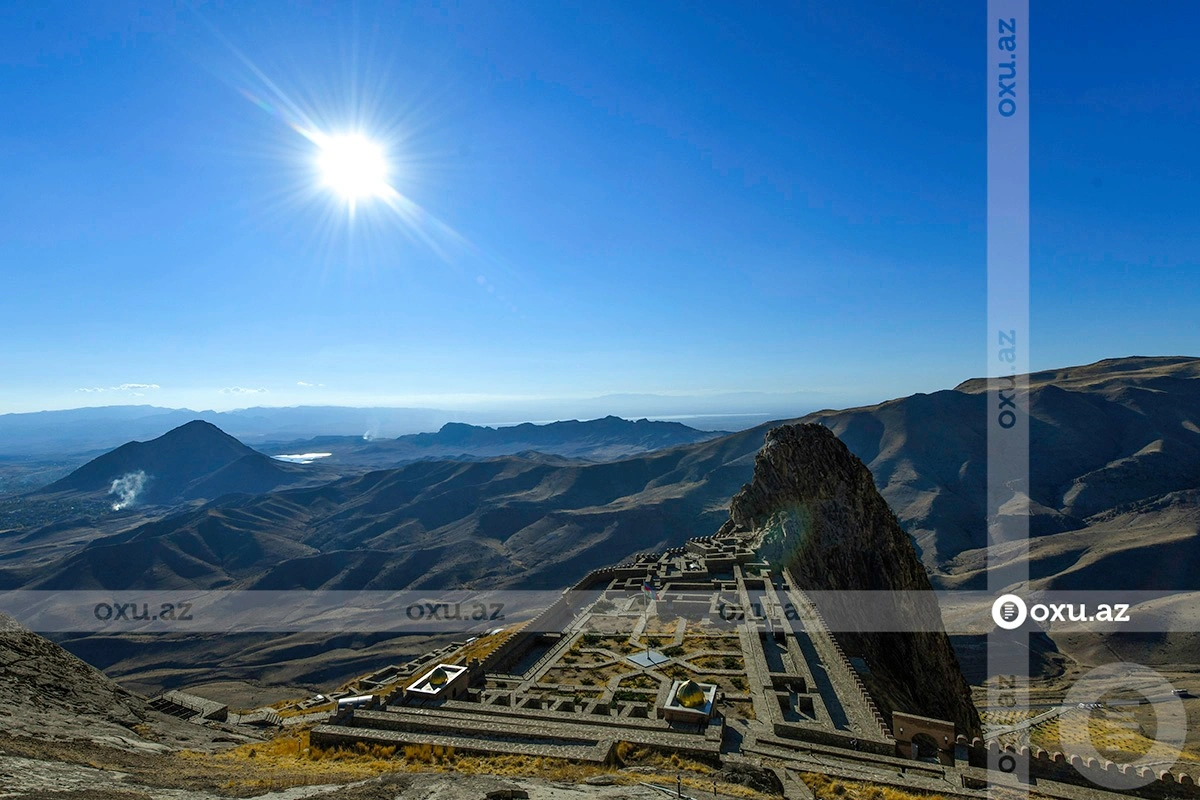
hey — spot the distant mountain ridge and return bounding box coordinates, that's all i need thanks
[0,400,792,456]
[954,355,1200,393]
[410,416,712,448]
[268,415,725,467]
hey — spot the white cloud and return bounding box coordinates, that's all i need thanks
[75,383,160,394]
[296,381,326,388]
[220,386,269,394]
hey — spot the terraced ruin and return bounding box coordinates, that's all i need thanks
[285,533,1200,800]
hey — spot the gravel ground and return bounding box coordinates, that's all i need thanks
[0,750,675,800]
[0,736,709,800]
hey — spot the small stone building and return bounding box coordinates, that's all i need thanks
[403,663,470,703]
[660,679,718,724]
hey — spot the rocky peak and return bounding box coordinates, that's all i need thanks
[721,423,981,737]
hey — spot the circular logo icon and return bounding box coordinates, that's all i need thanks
[1060,662,1187,790]
[992,593,1027,630]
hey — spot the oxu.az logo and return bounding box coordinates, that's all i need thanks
[991,593,1027,629]
[991,594,1131,630]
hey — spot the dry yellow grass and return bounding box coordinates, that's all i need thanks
[177,729,404,795]
[181,726,776,798]
[613,742,771,798]
[639,773,770,799]
[619,673,660,690]
[450,623,527,666]
[439,752,611,781]
[800,772,1051,800]
[540,661,631,686]
[187,729,611,790]
[979,709,1039,728]
[276,702,336,718]
[692,654,746,671]
[685,620,724,636]
[1028,709,1200,765]
[802,772,1057,800]
[682,634,742,652]
[614,741,712,772]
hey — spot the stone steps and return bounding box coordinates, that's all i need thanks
[312,702,725,765]
[359,707,723,757]
[311,722,609,762]
[416,699,676,733]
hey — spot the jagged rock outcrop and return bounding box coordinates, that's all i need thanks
[719,423,982,737]
[0,612,151,745]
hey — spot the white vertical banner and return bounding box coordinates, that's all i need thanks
[986,0,1030,792]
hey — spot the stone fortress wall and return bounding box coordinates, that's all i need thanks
[303,529,1200,800]
[956,735,1200,799]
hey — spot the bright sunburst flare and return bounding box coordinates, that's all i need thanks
[314,132,391,203]
[214,29,479,263]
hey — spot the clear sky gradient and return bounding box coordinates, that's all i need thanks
[1,1,1196,415]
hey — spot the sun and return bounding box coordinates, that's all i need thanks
[315,133,391,202]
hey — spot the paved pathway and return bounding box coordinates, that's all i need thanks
[777,583,878,736]
[984,704,1071,740]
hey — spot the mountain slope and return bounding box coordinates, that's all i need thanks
[0,612,150,745]
[15,435,758,591]
[38,420,314,506]
[811,355,1200,569]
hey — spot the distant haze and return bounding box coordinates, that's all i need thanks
[0,401,802,456]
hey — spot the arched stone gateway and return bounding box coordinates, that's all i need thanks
[911,733,940,763]
[893,712,955,766]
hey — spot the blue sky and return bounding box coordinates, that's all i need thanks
[1,1,1196,415]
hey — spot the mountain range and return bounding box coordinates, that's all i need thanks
[2,355,1197,688]
[0,398,796,456]
[260,416,726,467]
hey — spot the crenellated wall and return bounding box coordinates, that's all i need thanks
[794,587,891,741]
[955,735,1200,799]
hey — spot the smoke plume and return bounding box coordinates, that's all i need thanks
[109,471,148,511]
